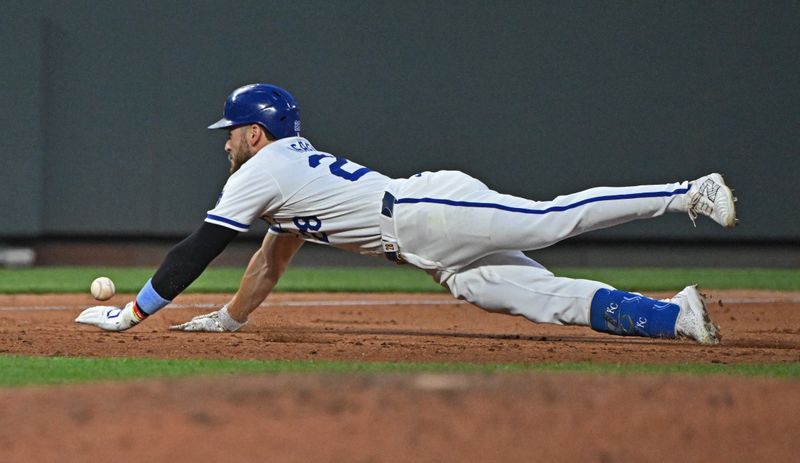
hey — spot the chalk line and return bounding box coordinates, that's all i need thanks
[0,299,464,312]
[1,297,799,312]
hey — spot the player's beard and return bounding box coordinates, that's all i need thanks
[228,143,254,174]
[228,152,244,174]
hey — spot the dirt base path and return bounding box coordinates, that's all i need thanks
[1,291,799,462]
[2,291,800,363]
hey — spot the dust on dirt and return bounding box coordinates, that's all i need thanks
[1,291,799,462]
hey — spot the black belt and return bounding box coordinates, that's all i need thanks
[381,192,404,263]
[381,191,396,218]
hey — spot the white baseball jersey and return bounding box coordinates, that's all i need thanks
[205,137,390,255]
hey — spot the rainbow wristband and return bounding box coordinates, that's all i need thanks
[131,302,148,321]
[135,278,172,315]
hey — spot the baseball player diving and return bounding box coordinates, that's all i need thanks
[76,83,738,344]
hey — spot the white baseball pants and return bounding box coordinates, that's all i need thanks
[382,170,691,325]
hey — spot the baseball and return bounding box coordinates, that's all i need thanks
[90,277,115,301]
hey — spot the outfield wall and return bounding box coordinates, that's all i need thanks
[1,1,797,241]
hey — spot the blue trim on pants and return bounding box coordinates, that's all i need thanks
[395,186,689,215]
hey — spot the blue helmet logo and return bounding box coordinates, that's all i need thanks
[208,83,300,139]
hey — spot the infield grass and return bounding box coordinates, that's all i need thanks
[1,266,800,293]
[2,355,799,387]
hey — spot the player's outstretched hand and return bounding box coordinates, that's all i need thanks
[75,302,142,331]
[169,305,247,332]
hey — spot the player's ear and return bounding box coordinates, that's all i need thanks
[248,124,262,145]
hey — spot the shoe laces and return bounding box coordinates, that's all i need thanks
[686,190,712,227]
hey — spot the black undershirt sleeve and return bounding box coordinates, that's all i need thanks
[150,222,239,300]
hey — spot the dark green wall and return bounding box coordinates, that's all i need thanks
[1,9,44,235]
[2,1,797,240]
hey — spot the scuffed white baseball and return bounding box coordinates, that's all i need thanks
[90,277,116,301]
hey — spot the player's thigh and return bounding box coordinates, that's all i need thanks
[441,251,609,325]
[393,171,524,268]
[440,251,551,307]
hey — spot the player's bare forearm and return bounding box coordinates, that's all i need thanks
[226,248,276,322]
[226,232,304,322]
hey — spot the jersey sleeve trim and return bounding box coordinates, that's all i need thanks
[205,214,250,232]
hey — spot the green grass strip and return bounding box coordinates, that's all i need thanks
[0,267,440,294]
[1,267,799,294]
[1,355,798,387]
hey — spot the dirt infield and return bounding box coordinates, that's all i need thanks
[2,291,800,462]
[3,291,800,363]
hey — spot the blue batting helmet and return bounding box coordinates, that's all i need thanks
[208,83,300,139]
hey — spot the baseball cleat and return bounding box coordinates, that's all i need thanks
[687,173,737,228]
[671,285,721,345]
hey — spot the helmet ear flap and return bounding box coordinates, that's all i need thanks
[208,83,300,139]
[257,124,277,142]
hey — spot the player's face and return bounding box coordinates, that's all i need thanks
[225,126,253,174]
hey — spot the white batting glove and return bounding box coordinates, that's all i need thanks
[74,301,144,331]
[168,305,247,332]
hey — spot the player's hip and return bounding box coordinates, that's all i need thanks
[379,171,504,270]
